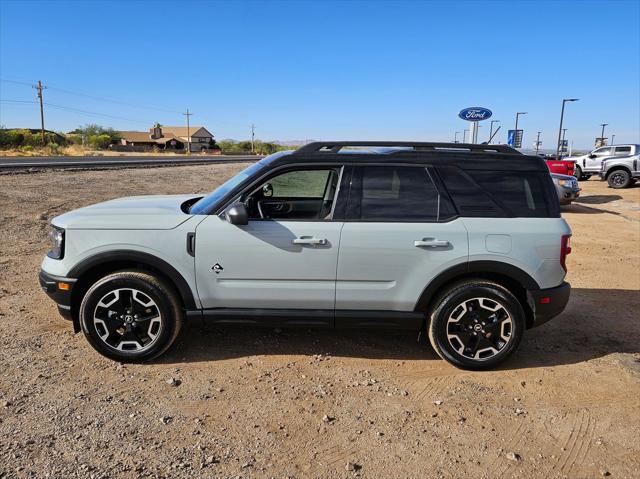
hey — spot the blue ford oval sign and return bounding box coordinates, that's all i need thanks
[459,107,492,121]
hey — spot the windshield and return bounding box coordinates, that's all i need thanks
[189,151,291,214]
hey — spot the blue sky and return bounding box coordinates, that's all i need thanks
[1,0,638,149]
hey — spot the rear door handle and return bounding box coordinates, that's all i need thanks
[414,238,450,248]
[292,236,328,246]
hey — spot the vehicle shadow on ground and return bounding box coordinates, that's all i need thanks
[562,203,622,216]
[159,288,640,370]
[575,194,623,204]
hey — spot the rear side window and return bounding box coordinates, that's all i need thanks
[436,166,504,217]
[472,171,549,217]
[355,166,453,221]
[437,166,554,218]
[615,146,631,155]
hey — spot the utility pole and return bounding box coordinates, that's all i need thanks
[535,131,541,155]
[556,98,578,159]
[250,123,255,154]
[32,80,47,145]
[183,108,193,153]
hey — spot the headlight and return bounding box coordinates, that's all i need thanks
[47,225,65,259]
[557,179,574,187]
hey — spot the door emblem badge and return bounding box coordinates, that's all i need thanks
[212,263,224,274]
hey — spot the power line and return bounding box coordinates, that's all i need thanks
[46,85,183,114]
[1,98,150,124]
[0,99,37,104]
[44,102,150,124]
[1,77,182,114]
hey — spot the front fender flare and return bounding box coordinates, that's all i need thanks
[68,249,197,310]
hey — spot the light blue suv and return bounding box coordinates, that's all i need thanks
[39,142,572,369]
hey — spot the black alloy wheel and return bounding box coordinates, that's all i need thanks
[427,280,525,370]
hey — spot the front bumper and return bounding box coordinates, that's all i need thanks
[559,187,581,204]
[39,269,77,321]
[527,281,571,328]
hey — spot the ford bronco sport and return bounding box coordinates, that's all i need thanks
[39,142,572,370]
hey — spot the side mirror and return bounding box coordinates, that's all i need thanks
[225,204,248,226]
[589,154,596,159]
[262,183,273,197]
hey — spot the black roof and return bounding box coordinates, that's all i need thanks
[271,141,548,172]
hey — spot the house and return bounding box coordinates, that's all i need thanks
[116,125,215,151]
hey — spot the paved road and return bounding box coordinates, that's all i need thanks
[0,155,262,170]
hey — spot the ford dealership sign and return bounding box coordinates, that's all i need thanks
[459,107,492,121]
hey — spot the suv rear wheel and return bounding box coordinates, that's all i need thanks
[427,280,525,370]
[79,271,183,362]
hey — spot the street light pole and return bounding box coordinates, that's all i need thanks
[454,131,460,143]
[556,98,579,159]
[463,129,469,143]
[611,134,615,145]
[489,120,500,144]
[514,112,527,148]
[560,128,568,158]
[600,123,608,144]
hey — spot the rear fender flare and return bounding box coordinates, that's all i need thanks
[414,260,539,312]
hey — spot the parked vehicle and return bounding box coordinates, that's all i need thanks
[39,142,572,370]
[551,173,580,205]
[541,155,576,176]
[572,144,639,180]
[599,153,640,188]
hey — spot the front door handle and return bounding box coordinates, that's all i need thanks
[292,236,328,246]
[414,238,450,248]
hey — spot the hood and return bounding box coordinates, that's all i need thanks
[550,173,577,181]
[52,194,200,230]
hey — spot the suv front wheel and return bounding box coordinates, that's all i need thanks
[427,280,525,370]
[79,271,183,362]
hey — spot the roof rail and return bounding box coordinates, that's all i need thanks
[296,141,521,155]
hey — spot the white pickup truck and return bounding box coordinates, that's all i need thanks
[572,144,639,180]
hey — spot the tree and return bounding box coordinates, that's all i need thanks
[73,124,121,149]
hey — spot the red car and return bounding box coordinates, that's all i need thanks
[541,155,576,176]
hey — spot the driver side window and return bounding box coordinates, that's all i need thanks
[244,168,340,221]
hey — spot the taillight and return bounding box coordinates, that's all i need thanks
[560,235,572,272]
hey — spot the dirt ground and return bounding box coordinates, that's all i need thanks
[0,164,639,479]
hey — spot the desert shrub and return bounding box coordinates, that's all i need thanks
[88,134,112,149]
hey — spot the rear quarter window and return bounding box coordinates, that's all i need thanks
[437,166,556,218]
[472,171,550,217]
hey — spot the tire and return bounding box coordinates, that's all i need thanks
[607,169,631,189]
[427,280,525,370]
[79,271,183,362]
[574,166,584,181]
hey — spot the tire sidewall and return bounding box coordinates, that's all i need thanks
[608,170,630,189]
[574,166,582,181]
[80,273,179,362]
[429,283,525,370]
